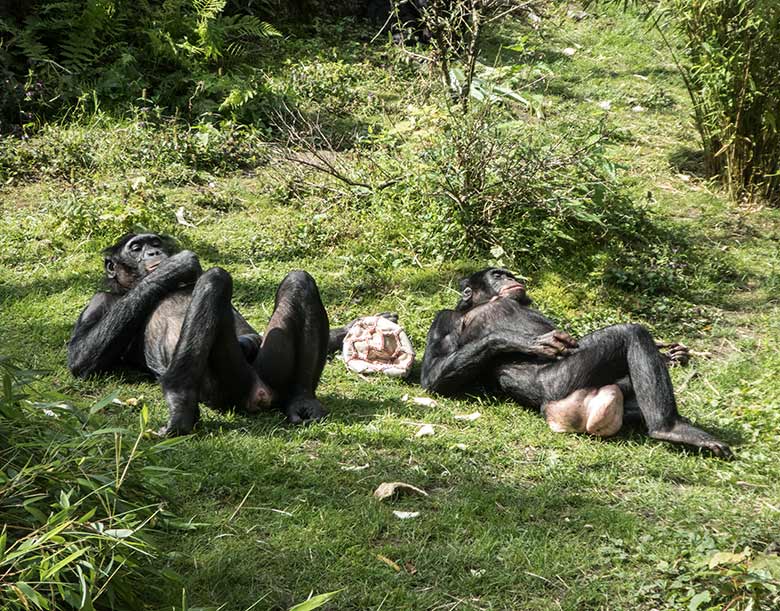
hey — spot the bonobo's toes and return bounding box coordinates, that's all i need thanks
[285,396,327,425]
[649,420,733,459]
[704,439,734,460]
[157,419,196,437]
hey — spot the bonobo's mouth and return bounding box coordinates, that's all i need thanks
[145,258,163,273]
[499,282,526,297]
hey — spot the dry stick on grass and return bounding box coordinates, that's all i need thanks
[272,105,400,194]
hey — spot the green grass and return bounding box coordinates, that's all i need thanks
[1,5,779,611]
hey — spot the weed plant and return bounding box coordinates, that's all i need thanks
[0,358,181,610]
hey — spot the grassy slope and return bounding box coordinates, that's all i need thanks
[1,7,779,611]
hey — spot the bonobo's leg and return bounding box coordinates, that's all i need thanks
[496,324,731,456]
[538,324,730,456]
[255,271,329,424]
[159,268,273,436]
[543,385,624,437]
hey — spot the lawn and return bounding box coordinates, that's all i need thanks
[1,5,778,611]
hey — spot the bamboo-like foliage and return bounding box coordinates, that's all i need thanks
[671,0,780,203]
[0,357,181,610]
[588,0,780,204]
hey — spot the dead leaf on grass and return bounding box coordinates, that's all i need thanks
[454,412,481,421]
[377,554,402,571]
[393,510,420,519]
[373,482,429,501]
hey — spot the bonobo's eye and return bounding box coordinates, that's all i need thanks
[151,238,161,247]
[130,242,141,253]
[462,287,473,300]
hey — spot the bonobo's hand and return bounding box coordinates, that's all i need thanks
[657,342,690,367]
[531,330,578,359]
[151,250,202,288]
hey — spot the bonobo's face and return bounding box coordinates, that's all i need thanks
[456,267,530,310]
[103,233,175,293]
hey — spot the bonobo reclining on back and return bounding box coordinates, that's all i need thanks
[420,268,732,457]
[68,233,370,436]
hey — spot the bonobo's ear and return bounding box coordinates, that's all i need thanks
[461,286,473,301]
[104,258,117,279]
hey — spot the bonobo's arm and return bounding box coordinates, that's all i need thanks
[68,251,202,377]
[420,310,577,395]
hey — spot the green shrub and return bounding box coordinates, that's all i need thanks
[399,107,652,266]
[0,117,270,184]
[671,0,780,203]
[0,358,181,610]
[588,0,780,203]
[0,0,279,126]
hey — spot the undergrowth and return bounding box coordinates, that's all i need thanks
[0,358,182,610]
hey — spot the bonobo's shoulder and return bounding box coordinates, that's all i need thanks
[87,291,120,307]
[429,309,461,328]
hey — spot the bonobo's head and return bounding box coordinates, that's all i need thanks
[455,267,531,311]
[102,233,177,294]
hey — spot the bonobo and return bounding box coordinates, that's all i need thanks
[68,233,361,436]
[421,268,732,457]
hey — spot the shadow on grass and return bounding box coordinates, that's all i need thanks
[668,146,710,179]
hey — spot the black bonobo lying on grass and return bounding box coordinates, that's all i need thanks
[420,268,732,457]
[68,233,374,436]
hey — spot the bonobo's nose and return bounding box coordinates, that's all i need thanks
[143,247,162,259]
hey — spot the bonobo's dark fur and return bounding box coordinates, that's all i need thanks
[421,267,732,457]
[68,233,359,436]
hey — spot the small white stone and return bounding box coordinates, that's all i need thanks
[415,424,435,437]
[562,47,577,57]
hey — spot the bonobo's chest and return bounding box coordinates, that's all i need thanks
[143,291,191,376]
[459,298,554,344]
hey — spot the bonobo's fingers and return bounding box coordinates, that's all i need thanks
[552,330,578,348]
[533,330,576,358]
[285,396,327,425]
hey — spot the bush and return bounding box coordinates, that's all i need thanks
[0,358,182,610]
[403,107,651,266]
[588,0,780,203]
[671,0,780,203]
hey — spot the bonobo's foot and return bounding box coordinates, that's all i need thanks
[238,333,263,363]
[657,342,690,367]
[159,389,200,437]
[244,378,275,414]
[649,419,733,458]
[284,395,326,425]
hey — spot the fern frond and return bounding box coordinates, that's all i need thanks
[193,0,227,21]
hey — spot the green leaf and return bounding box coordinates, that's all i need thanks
[708,550,749,569]
[41,548,89,580]
[688,590,711,611]
[89,390,120,415]
[15,581,51,609]
[288,590,343,611]
[103,529,134,539]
